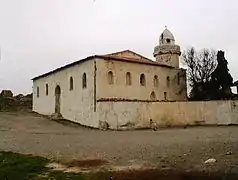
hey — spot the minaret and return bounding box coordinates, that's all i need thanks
[153,27,181,68]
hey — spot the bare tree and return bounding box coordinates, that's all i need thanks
[182,47,217,99]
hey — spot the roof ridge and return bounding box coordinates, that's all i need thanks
[105,49,130,56]
[104,49,153,62]
[32,53,174,81]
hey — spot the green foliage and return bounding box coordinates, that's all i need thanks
[211,50,233,96]
[182,48,234,100]
[0,151,85,180]
[0,151,48,180]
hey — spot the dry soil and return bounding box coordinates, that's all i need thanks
[0,112,238,176]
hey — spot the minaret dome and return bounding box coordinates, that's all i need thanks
[153,27,181,68]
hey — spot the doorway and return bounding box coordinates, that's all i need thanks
[55,85,61,114]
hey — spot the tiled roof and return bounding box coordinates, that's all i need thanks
[105,49,154,62]
[100,55,172,67]
[32,51,173,80]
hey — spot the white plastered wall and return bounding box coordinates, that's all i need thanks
[33,59,99,127]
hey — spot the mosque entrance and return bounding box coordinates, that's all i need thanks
[55,85,61,115]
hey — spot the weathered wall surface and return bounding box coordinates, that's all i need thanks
[33,59,98,128]
[33,56,238,130]
[97,100,238,129]
[96,59,187,101]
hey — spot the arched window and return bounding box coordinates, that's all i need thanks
[164,92,167,100]
[177,73,180,85]
[46,84,48,96]
[150,91,156,100]
[37,86,39,98]
[154,75,159,87]
[69,76,74,91]
[166,76,170,88]
[108,71,114,85]
[126,72,132,85]
[82,73,87,89]
[140,74,146,86]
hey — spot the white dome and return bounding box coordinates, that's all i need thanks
[159,28,175,45]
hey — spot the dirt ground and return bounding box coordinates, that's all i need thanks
[0,112,238,176]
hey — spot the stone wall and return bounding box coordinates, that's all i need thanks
[97,100,238,130]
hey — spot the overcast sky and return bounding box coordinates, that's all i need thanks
[0,0,238,94]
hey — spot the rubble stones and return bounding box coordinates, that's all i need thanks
[0,90,32,112]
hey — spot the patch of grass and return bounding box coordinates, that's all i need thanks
[0,151,85,180]
[0,151,226,180]
[0,151,48,180]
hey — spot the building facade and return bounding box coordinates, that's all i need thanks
[32,28,188,129]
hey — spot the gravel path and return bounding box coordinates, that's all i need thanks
[0,112,238,174]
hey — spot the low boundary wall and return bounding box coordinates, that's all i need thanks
[97,100,238,129]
